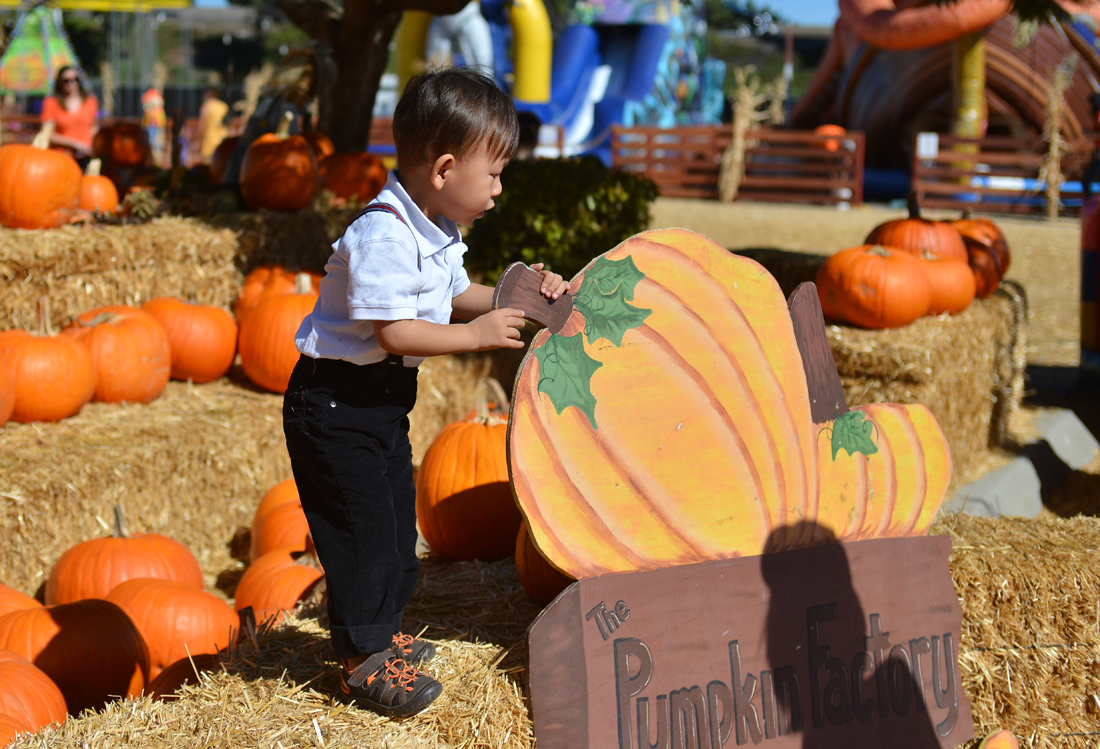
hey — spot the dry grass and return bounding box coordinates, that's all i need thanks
[0,209,358,332]
[0,357,488,599]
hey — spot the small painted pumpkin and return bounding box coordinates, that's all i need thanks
[141,297,238,383]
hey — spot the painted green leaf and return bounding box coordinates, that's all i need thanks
[535,332,603,429]
[573,255,652,346]
[829,411,880,461]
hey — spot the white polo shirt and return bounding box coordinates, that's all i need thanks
[294,171,472,367]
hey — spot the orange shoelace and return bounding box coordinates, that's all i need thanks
[392,632,416,656]
[366,657,422,693]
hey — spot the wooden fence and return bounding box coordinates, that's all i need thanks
[610,125,865,205]
[910,132,1091,216]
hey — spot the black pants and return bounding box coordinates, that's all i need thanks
[282,354,419,659]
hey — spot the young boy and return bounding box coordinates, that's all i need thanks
[282,68,569,718]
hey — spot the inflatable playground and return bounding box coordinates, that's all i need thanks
[387,0,725,162]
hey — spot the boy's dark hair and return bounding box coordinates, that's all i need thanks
[393,68,519,169]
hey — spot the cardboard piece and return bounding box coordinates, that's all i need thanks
[528,534,973,749]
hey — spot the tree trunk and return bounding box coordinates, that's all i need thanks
[282,0,472,153]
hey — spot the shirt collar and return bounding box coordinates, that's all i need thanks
[377,171,460,257]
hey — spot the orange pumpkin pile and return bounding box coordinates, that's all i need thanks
[817,204,1009,329]
[0,124,82,229]
[142,297,238,383]
[60,305,171,404]
[0,504,242,731]
[238,272,319,393]
[318,152,387,204]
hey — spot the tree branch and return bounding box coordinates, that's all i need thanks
[280,0,343,46]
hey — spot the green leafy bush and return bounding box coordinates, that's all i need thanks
[463,156,658,284]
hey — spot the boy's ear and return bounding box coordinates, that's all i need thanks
[431,153,455,191]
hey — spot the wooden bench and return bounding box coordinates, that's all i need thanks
[911,132,1091,216]
[610,125,865,206]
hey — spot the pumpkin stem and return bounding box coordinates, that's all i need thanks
[112,504,129,538]
[35,297,52,337]
[275,111,294,140]
[906,191,921,220]
[867,245,892,257]
[86,158,102,177]
[294,273,312,295]
[31,122,54,150]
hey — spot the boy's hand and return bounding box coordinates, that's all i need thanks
[530,263,570,300]
[468,307,526,351]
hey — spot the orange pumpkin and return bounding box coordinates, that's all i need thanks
[78,158,120,214]
[816,245,931,329]
[919,251,976,315]
[238,273,318,393]
[0,599,149,714]
[250,500,310,562]
[0,300,96,423]
[0,649,66,732]
[317,152,387,203]
[235,265,321,322]
[60,305,170,404]
[0,359,13,428]
[45,505,203,605]
[302,131,335,162]
[416,414,520,561]
[141,297,238,383]
[234,545,323,621]
[0,585,40,620]
[106,579,238,680]
[0,712,29,744]
[209,137,240,184]
[253,478,300,530]
[813,124,846,152]
[864,197,967,263]
[240,113,317,212]
[0,124,82,229]
[978,729,1019,749]
[93,122,151,167]
[516,520,573,606]
[952,216,1011,299]
[147,652,222,700]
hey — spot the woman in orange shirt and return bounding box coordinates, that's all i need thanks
[40,66,98,157]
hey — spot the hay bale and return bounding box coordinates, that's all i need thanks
[0,359,488,598]
[0,210,358,332]
[736,248,1027,485]
[935,513,1100,746]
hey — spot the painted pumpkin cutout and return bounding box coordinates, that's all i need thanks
[504,229,952,580]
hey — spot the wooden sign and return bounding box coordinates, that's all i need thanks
[493,261,574,333]
[528,535,973,749]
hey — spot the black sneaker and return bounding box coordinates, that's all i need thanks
[392,632,437,665]
[339,649,442,718]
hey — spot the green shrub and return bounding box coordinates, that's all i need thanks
[463,156,659,284]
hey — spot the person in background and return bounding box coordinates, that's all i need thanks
[40,66,98,157]
[194,87,229,164]
[141,86,167,167]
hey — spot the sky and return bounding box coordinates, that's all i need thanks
[770,1,840,26]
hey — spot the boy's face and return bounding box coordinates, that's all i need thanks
[435,145,508,226]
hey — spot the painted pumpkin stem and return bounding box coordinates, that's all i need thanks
[275,111,294,140]
[31,122,54,150]
[294,273,312,295]
[787,282,849,424]
[86,158,102,177]
[112,504,129,538]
